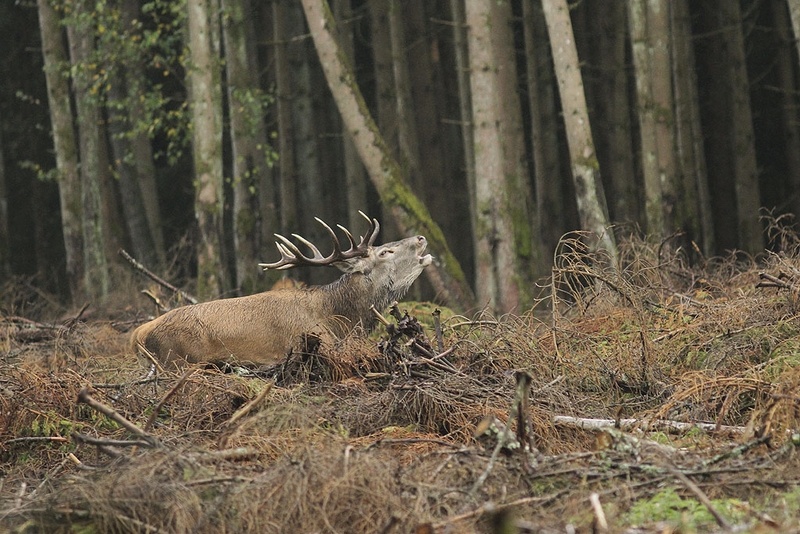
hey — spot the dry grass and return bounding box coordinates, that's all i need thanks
[3,230,800,532]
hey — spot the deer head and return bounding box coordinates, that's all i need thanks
[131,213,432,367]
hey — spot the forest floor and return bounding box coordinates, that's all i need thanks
[3,234,800,533]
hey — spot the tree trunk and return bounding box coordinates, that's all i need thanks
[333,0,368,231]
[37,0,83,300]
[120,0,165,265]
[523,0,568,253]
[725,0,763,253]
[300,0,475,310]
[0,118,7,277]
[448,0,477,248]
[628,0,676,237]
[187,0,225,299]
[107,72,159,268]
[222,0,277,293]
[542,0,618,260]
[465,0,541,312]
[772,0,800,217]
[672,0,713,252]
[67,15,110,301]
[272,0,297,235]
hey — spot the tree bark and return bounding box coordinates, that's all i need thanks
[465,0,541,312]
[542,0,618,260]
[0,117,7,277]
[523,0,568,253]
[222,0,277,292]
[272,0,297,235]
[187,0,225,299]
[672,0,713,252]
[300,0,475,310]
[333,1,368,232]
[67,13,110,301]
[725,0,762,253]
[628,0,676,236]
[772,0,800,217]
[37,0,83,300]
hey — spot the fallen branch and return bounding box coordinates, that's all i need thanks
[553,415,746,435]
[77,388,159,447]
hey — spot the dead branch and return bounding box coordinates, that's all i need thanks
[665,462,733,530]
[143,369,196,432]
[118,248,198,304]
[72,432,155,449]
[77,388,159,446]
[553,415,747,435]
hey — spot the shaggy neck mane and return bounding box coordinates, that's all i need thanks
[321,272,399,332]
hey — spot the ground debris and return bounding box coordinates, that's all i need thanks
[4,234,800,532]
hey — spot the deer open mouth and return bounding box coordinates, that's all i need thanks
[418,239,433,266]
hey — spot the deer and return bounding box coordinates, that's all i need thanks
[130,212,433,367]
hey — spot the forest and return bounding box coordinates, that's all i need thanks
[3,0,800,313]
[7,1,800,532]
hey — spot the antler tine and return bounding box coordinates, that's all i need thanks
[358,210,381,247]
[259,236,300,270]
[336,224,359,250]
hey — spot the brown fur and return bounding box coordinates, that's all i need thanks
[130,234,432,366]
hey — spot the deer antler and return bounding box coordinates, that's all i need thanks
[259,211,380,271]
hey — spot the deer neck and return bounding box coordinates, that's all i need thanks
[323,272,391,332]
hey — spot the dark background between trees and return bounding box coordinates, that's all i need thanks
[2,0,800,314]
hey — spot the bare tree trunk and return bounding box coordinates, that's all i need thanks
[187,0,225,299]
[772,0,800,216]
[121,0,165,264]
[272,0,297,235]
[223,0,277,292]
[300,0,475,310]
[628,0,676,236]
[0,119,7,277]
[448,0,477,245]
[37,0,83,300]
[67,18,110,300]
[465,0,540,312]
[725,0,762,253]
[388,0,421,185]
[107,74,158,268]
[542,0,618,260]
[672,0,713,252]
[334,0,368,231]
[523,0,567,253]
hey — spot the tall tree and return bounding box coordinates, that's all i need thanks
[272,0,297,236]
[772,0,800,217]
[542,0,617,260]
[522,0,568,254]
[672,0,713,252]
[628,0,677,237]
[187,0,225,299]
[37,0,83,300]
[0,118,7,277]
[67,1,111,300]
[726,1,762,252]
[334,0,368,231]
[222,0,277,292]
[465,0,541,312]
[300,0,475,310]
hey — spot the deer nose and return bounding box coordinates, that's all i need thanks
[417,236,426,246]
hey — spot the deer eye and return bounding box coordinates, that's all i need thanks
[378,248,393,258]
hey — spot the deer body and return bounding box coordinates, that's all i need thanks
[131,215,432,366]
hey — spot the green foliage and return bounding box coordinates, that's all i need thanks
[624,488,746,530]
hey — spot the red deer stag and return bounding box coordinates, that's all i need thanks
[130,213,432,366]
